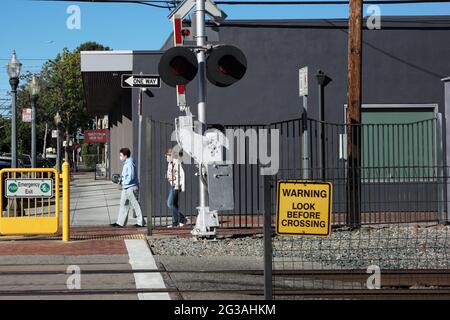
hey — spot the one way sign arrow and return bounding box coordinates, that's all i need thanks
[121,74,161,88]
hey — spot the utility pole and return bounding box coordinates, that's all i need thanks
[346,0,362,228]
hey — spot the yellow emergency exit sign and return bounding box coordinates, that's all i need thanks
[276,180,332,237]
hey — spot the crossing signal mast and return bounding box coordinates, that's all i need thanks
[159,0,247,238]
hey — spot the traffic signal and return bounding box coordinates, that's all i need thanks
[158,46,198,87]
[159,45,247,87]
[206,45,247,87]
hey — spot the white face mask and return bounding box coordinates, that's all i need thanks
[119,155,125,162]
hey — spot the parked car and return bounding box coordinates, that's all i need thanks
[0,160,9,210]
[0,154,27,168]
[44,154,57,168]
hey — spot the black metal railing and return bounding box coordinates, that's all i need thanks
[148,115,447,228]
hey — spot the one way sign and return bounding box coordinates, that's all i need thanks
[121,74,161,88]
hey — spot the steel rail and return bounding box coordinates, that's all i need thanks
[0,288,450,297]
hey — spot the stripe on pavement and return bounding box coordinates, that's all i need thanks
[125,239,170,300]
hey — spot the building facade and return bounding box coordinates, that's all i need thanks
[81,16,450,223]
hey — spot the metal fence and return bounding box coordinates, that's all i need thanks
[148,113,450,298]
[265,115,450,299]
[148,119,267,228]
[148,114,448,230]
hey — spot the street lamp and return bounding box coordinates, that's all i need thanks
[54,112,62,172]
[6,50,22,168]
[28,75,40,168]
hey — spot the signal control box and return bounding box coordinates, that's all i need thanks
[207,163,234,211]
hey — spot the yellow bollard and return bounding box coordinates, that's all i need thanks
[62,162,70,241]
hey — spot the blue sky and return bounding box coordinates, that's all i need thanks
[1,0,450,102]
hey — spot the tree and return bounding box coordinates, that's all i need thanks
[36,42,111,161]
[0,42,111,162]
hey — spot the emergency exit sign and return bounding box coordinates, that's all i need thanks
[6,179,53,198]
[276,180,332,237]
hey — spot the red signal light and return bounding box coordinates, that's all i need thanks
[182,29,191,37]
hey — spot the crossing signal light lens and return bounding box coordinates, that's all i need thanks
[159,47,198,87]
[207,45,247,87]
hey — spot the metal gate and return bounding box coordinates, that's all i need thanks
[0,163,71,240]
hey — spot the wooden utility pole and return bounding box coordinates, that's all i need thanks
[346,0,362,228]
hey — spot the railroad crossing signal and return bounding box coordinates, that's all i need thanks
[206,45,247,87]
[158,45,247,88]
[121,74,161,89]
[158,47,198,87]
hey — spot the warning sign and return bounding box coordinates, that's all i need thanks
[276,180,332,237]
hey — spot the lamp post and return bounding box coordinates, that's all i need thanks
[28,75,41,168]
[6,51,22,168]
[54,112,62,172]
[316,70,332,181]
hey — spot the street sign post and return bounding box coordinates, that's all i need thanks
[276,180,332,237]
[6,178,53,198]
[299,66,309,179]
[121,74,161,89]
[299,66,308,97]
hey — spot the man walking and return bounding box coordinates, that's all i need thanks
[111,148,145,228]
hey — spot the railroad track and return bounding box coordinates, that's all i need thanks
[0,268,449,299]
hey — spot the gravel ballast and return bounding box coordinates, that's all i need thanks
[149,225,450,270]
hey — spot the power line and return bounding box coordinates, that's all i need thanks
[214,0,450,4]
[0,59,51,61]
[32,0,178,9]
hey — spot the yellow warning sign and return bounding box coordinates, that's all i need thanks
[276,180,332,237]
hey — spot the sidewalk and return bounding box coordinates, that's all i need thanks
[0,171,263,300]
[70,171,122,226]
[0,239,169,300]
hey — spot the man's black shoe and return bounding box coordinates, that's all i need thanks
[134,224,146,228]
[111,223,124,228]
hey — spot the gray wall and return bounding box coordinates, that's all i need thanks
[109,89,133,176]
[142,17,450,124]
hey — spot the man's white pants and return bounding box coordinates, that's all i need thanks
[117,186,145,227]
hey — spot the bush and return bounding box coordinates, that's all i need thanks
[81,143,98,169]
[82,154,97,169]
[81,143,97,156]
